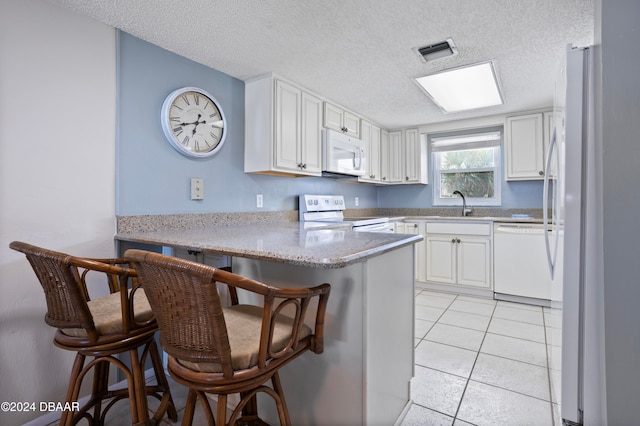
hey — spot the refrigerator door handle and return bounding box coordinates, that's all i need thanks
[543,128,557,279]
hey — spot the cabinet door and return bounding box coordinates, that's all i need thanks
[300,92,323,173]
[359,121,381,183]
[359,121,372,181]
[370,125,381,181]
[323,102,343,132]
[380,130,390,183]
[457,237,491,288]
[405,222,426,282]
[388,130,403,183]
[425,235,456,284]
[505,113,544,180]
[343,111,360,138]
[404,128,419,182]
[275,80,301,172]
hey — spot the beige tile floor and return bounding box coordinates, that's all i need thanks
[45,290,561,426]
[403,289,561,426]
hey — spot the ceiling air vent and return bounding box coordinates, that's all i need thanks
[414,38,458,62]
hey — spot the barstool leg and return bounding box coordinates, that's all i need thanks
[271,372,291,426]
[91,360,110,423]
[129,348,148,425]
[147,339,178,422]
[61,353,86,426]
[182,389,197,426]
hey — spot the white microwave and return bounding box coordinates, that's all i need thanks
[322,129,367,177]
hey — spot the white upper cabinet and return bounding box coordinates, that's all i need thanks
[245,75,322,176]
[505,113,545,180]
[383,128,427,185]
[388,130,403,183]
[323,102,360,138]
[403,128,428,184]
[359,120,381,183]
[380,129,390,183]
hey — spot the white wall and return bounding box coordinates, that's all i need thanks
[0,0,116,423]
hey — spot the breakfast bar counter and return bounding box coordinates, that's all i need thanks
[115,221,421,269]
[115,215,421,425]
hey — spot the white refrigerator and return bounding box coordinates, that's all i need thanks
[544,45,606,425]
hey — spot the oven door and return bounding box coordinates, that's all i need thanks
[322,129,366,176]
[353,222,395,233]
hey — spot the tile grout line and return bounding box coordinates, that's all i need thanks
[412,290,555,425]
[450,295,497,424]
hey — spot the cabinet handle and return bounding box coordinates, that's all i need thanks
[405,176,409,181]
[382,177,386,181]
[302,163,307,169]
[539,170,544,176]
[452,238,456,244]
[457,238,461,243]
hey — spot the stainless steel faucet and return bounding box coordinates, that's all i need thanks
[452,190,472,216]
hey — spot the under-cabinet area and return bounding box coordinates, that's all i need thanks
[391,218,552,305]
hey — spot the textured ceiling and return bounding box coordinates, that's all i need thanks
[49,0,594,129]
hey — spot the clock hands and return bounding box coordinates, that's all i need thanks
[177,114,224,136]
[178,113,206,131]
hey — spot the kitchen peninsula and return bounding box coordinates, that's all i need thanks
[115,213,422,425]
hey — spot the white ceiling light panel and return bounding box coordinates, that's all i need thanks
[415,61,504,113]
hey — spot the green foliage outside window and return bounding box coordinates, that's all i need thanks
[438,148,495,198]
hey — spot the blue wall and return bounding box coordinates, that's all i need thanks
[116,32,543,215]
[116,32,378,215]
[377,173,544,209]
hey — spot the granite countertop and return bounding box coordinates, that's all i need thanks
[374,208,544,224]
[116,221,422,269]
[393,215,544,224]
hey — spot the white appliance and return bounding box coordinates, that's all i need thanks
[544,45,605,425]
[322,129,367,177]
[299,194,393,232]
[494,223,552,303]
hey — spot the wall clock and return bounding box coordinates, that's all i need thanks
[160,87,227,158]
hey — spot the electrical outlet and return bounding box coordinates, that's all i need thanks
[191,178,204,200]
[355,197,359,206]
[256,194,263,208]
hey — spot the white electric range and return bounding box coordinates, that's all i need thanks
[299,195,394,233]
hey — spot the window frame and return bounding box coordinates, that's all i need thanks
[430,127,503,207]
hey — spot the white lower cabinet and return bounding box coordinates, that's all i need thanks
[401,221,426,282]
[425,222,492,289]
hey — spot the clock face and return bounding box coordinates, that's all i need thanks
[161,87,227,158]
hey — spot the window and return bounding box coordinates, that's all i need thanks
[431,127,502,206]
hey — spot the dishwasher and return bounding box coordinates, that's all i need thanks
[494,223,552,302]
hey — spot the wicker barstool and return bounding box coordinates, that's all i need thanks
[125,249,331,426]
[9,241,177,426]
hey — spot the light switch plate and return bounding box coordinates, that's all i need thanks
[191,178,204,200]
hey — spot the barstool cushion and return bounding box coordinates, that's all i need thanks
[178,304,312,373]
[63,289,153,337]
